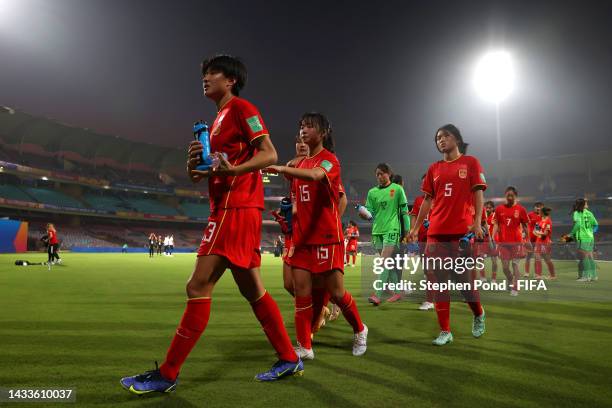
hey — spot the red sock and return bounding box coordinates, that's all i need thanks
[435,301,451,332]
[492,261,497,280]
[535,259,542,277]
[545,259,556,277]
[525,258,531,275]
[251,292,298,362]
[160,297,211,381]
[352,254,356,265]
[337,291,364,333]
[426,271,436,303]
[295,295,313,349]
[311,288,327,330]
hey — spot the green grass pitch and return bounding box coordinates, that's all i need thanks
[1,253,611,408]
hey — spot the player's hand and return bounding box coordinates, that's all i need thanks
[263,165,284,174]
[468,223,485,240]
[211,152,237,176]
[287,156,306,168]
[188,141,204,163]
[408,228,419,243]
[189,169,210,182]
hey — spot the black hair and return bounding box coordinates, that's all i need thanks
[349,220,357,227]
[435,124,469,154]
[541,207,552,217]
[421,174,426,180]
[391,174,403,185]
[201,55,247,96]
[573,198,586,213]
[484,200,495,208]
[299,112,334,153]
[505,186,518,195]
[376,163,392,175]
[534,201,543,208]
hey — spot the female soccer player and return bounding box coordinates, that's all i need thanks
[264,112,367,360]
[148,233,156,258]
[492,187,529,296]
[409,124,486,346]
[533,207,556,280]
[361,163,410,305]
[524,202,543,277]
[46,223,61,265]
[484,200,499,281]
[121,55,301,395]
[570,198,598,281]
[344,221,359,267]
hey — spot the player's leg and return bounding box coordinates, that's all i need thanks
[542,252,556,279]
[324,269,367,356]
[230,266,300,370]
[525,243,534,277]
[455,265,485,338]
[534,248,543,279]
[292,267,314,357]
[428,240,453,345]
[311,274,330,335]
[491,255,498,281]
[120,254,226,394]
[368,235,384,305]
[53,244,61,262]
[282,261,295,297]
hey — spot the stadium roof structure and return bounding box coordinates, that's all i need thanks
[0,107,185,176]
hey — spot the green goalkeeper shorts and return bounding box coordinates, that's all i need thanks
[576,240,594,252]
[372,232,400,251]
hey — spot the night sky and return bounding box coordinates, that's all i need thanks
[1,0,611,165]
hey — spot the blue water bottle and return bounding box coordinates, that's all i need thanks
[458,232,475,253]
[193,121,213,171]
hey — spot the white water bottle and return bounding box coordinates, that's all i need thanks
[356,205,373,221]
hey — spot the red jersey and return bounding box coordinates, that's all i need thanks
[421,155,487,236]
[494,203,529,243]
[207,97,269,212]
[486,211,497,239]
[292,149,343,246]
[527,211,542,241]
[346,226,359,242]
[536,218,552,244]
[410,195,428,241]
[48,229,58,245]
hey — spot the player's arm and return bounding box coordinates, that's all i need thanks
[409,194,432,241]
[205,135,278,177]
[338,193,348,217]
[264,165,325,181]
[469,188,485,239]
[398,188,410,240]
[492,212,499,242]
[359,190,376,220]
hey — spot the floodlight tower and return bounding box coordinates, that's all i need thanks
[474,51,514,161]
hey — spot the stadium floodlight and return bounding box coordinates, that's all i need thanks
[473,50,514,161]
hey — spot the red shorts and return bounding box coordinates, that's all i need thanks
[290,242,345,274]
[498,243,525,260]
[424,234,463,258]
[197,207,262,269]
[535,242,551,255]
[282,234,292,265]
[346,239,358,253]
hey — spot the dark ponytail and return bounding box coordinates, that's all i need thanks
[435,124,469,154]
[573,198,586,213]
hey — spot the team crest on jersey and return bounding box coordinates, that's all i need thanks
[390,189,395,198]
[212,111,227,136]
[458,168,467,179]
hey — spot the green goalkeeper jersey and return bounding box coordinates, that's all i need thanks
[365,182,409,235]
[571,209,598,242]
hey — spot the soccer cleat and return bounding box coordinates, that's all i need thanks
[510,290,519,297]
[418,301,434,311]
[386,294,402,303]
[254,358,304,382]
[522,273,530,278]
[120,362,177,395]
[352,324,368,356]
[576,277,589,282]
[294,342,314,360]
[472,309,486,338]
[432,331,453,346]
[368,295,381,306]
